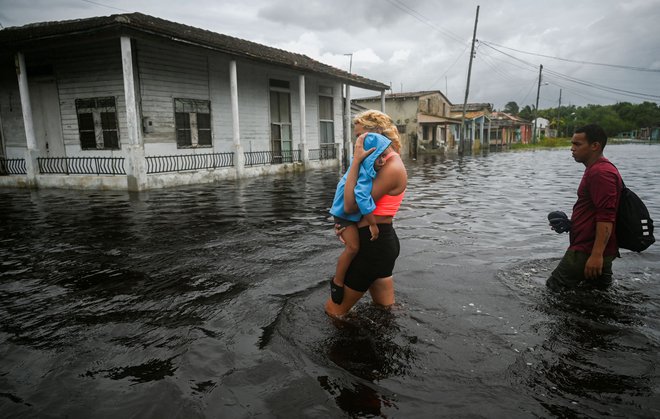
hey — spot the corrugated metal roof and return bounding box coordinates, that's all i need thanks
[450,103,493,112]
[0,13,388,91]
[417,114,461,124]
[354,90,451,104]
[490,111,531,124]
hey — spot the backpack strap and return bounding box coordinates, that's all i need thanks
[602,159,626,189]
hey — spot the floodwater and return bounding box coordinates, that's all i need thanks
[1,144,659,418]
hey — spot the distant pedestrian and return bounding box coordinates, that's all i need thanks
[547,124,623,290]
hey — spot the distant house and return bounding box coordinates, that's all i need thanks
[488,112,532,146]
[533,117,554,139]
[449,103,493,151]
[0,13,388,190]
[352,91,460,158]
[640,127,660,141]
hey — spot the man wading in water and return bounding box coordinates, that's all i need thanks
[547,124,622,290]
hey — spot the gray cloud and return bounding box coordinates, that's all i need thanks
[1,0,659,108]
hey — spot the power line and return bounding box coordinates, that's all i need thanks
[478,51,521,85]
[543,67,660,100]
[480,41,660,102]
[81,0,132,13]
[384,0,467,46]
[519,77,538,106]
[427,44,470,89]
[479,40,660,73]
[478,41,538,71]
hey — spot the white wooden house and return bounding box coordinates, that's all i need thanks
[0,13,388,190]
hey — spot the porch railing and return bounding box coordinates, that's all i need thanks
[146,152,234,174]
[309,146,337,161]
[0,158,27,175]
[38,157,126,175]
[7,147,333,177]
[244,150,302,166]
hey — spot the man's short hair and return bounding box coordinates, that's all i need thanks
[575,124,608,149]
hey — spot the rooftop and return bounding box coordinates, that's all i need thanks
[0,13,388,91]
[354,90,451,104]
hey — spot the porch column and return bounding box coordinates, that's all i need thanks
[121,36,147,191]
[298,74,308,166]
[15,52,38,186]
[477,119,484,151]
[344,83,352,166]
[380,90,386,112]
[487,118,491,150]
[229,60,244,177]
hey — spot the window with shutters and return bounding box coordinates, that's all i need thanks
[319,86,334,151]
[269,79,292,158]
[75,97,119,150]
[174,98,212,148]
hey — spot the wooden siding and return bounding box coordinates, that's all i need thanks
[137,38,210,147]
[0,70,26,150]
[54,40,126,152]
[1,36,345,158]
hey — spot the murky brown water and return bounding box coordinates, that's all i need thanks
[1,144,659,417]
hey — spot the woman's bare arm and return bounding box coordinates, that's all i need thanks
[343,134,374,213]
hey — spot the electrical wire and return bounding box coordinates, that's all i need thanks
[480,41,660,102]
[480,40,660,73]
[427,44,470,89]
[543,67,660,100]
[384,0,468,46]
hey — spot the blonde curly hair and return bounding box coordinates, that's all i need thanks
[353,109,401,153]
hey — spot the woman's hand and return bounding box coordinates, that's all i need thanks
[353,133,376,163]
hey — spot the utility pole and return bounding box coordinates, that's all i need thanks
[459,5,480,154]
[532,64,543,144]
[557,88,562,137]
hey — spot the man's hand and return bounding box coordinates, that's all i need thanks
[548,210,571,233]
[584,254,604,280]
[368,224,379,241]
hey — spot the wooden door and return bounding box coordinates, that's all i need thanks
[29,78,65,156]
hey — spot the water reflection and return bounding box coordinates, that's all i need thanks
[503,262,657,417]
[318,305,415,415]
[0,144,658,418]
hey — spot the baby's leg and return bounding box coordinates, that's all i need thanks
[334,224,360,286]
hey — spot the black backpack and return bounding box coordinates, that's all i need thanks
[617,182,655,252]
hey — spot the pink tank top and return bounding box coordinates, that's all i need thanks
[373,152,405,216]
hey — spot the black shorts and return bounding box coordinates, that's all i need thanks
[344,223,400,293]
[333,216,355,229]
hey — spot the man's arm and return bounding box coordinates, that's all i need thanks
[584,221,612,279]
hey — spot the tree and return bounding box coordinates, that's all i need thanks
[503,101,519,115]
[632,101,660,127]
[519,105,533,121]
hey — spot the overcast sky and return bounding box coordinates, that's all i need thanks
[1,0,659,110]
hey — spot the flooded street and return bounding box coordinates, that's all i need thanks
[1,144,659,418]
